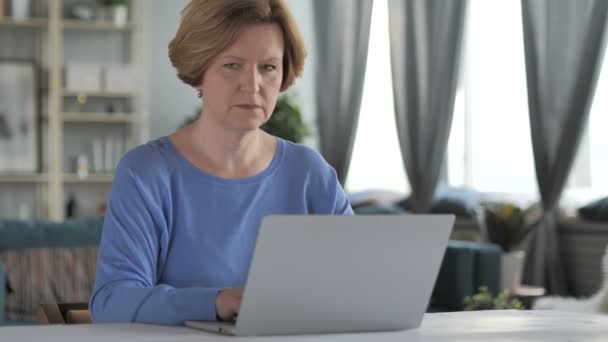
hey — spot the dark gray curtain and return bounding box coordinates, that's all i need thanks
[388,0,468,212]
[313,0,373,185]
[521,0,608,294]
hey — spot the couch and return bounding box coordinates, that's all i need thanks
[0,218,102,325]
[0,217,501,325]
[431,240,502,311]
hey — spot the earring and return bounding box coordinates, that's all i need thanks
[197,89,202,98]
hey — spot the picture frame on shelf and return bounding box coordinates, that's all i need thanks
[0,59,39,172]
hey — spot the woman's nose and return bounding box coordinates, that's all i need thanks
[239,66,261,93]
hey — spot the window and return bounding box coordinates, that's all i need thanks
[562,47,608,204]
[348,0,608,204]
[449,0,608,205]
[447,0,536,195]
[346,0,408,194]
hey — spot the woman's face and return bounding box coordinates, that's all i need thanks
[199,23,285,134]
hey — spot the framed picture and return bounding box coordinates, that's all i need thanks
[0,60,39,173]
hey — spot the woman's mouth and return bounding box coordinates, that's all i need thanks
[235,104,261,110]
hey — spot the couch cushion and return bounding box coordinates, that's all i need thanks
[348,190,406,209]
[430,240,502,311]
[578,197,608,222]
[353,204,408,215]
[395,184,484,218]
[0,247,98,322]
[0,218,103,253]
[431,243,475,310]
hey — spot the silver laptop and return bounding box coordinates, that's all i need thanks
[185,214,454,336]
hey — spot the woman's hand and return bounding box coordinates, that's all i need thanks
[215,287,244,321]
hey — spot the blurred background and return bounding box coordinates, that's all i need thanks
[0,0,607,325]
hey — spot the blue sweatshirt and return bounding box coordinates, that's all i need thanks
[89,136,353,325]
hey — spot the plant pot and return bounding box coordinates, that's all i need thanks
[501,250,525,292]
[11,0,30,21]
[112,4,128,27]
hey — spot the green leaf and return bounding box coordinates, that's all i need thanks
[464,286,525,311]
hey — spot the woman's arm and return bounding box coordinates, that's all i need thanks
[311,160,354,215]
[89,157,222,325]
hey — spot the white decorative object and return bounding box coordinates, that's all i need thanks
[18,201,31,219]
[114,136,124,165]
[104,136,114,172]
[71,5,95,21]
[76,154,89,178]
[104,64,135,93]
[65,64,102,93]
[11,0,30,21]
[92,138,103,173]
[501,250,525,292]
[112,5,128,27]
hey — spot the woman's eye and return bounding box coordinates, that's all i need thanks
[262,64,277,72]
[224,63,239,70]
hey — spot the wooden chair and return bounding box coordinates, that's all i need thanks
[38,303,91,324]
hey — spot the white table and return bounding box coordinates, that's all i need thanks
[1,310,606,341]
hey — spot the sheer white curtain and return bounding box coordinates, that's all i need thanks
[563,52,608,205]
[346,0,409,194]
[448,0,608,204]
[348,0,608,202]
[447,0,536,195]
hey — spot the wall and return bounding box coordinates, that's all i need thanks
[148,0,196,139]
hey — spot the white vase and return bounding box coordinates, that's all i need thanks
[11,0,30,21]
[501,250,525,292]
[112,5,128,27]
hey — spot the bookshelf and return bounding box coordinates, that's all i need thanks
[0,0,150,220]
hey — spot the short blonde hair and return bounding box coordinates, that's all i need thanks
[169,0,306,91]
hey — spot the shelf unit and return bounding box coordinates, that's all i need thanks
[0,16,47,28]
[63,173,113,184]
[63,19,134,31]
[0,0,150,220]
[0,173,48,183]
[0,15,134,31]
[62,112,136,124]
[62,90,135,98]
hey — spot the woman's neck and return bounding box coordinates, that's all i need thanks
[172,114,275,179]
[199,116,262,159]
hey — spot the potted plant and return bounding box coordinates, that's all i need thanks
[463,286,525,311]
[180,93,310,143]
[260,94,309,143]
[483,203,534,292]
[100,0,130,27]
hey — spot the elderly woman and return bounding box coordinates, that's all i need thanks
[90,0,352,326]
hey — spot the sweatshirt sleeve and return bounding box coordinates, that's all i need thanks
[89,157,222,326]
[310,156,354,215]
[325,166,354,215]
